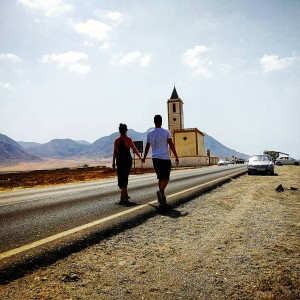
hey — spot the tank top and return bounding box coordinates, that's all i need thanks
[116,138,132,163]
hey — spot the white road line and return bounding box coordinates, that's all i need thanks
[0,170,244,260]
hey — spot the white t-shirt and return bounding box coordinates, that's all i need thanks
[146,127,171,160]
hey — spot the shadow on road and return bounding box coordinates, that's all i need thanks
[149,204,189,219]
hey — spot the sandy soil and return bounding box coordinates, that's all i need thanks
[0,158,112,172]
[0,166,299,299]
[0,166,153,192]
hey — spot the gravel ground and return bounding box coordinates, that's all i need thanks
[0,166,299,300]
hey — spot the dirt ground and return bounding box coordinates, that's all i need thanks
[0,166,299,299]
[0,166,153,191]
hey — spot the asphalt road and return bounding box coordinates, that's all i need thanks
[0,165,246,256]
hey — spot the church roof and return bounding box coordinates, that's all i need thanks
[170,86,179,99]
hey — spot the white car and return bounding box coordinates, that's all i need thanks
[248,155,274,175]
[275,156,300,166]
[218,159,229,166]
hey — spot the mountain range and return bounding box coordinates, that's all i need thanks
[0,134,41,166]
[0,131,249,166]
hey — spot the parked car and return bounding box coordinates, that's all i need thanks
[248,155,274,175]
[218,159,229,166]
[235,158,245,164]
[275,156,300,166]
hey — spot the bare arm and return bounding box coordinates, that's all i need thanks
[168,138,179,165]
[129,138,142,160]
[142,143,151,163]
[112,139,118,168]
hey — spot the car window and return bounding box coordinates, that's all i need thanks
[252,156,261,160]
[252,155,271,161]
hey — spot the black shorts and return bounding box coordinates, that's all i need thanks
[152,158,171,180]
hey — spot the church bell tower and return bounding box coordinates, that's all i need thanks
[167,86,184,136]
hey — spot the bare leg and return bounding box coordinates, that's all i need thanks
[159,179,169,196]
[121,188,127,200]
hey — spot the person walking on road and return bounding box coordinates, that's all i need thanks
[113,123,142,206]
[142,114,179,208]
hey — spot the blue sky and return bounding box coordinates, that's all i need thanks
[1,0,299,158]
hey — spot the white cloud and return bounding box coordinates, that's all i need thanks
[0,53,21,63]
[73,19,112,42]
[182,45,213,78]
[94,10,125,24]
[68,63,91,75]
[140,54,152,67]
[120,51,142,65]
[18,0,73,17]
[82,41,94,48]
[0,82,13,90]
[111,51,152,67]
[100,42,112,50]
[41,51,91,75]
[260,54,300,73]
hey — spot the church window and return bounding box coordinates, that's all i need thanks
[173,118,176,122]
[183,137,187,141]
[172,103,176,112]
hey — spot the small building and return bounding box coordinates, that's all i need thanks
[167,86,205,158]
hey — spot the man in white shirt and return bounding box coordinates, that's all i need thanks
[142,115,179,208]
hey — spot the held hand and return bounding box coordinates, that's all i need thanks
[175,157,179,166]
[142,158,146,163]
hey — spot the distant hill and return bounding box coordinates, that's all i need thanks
[75,140,91,146]
[0,133,41,166]
[20,139,89,159]
[204,132,249,159]
[81,129,249,159]
[0,130,249,166]
[78,129,249,159]
[79,129,148,158]
[18,141,42,151]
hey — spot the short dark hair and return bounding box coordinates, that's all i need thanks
[119,123,128,135]
[154,115,162,126]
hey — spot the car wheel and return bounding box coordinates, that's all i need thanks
[276,162,282,166]
[270,171,275,175]
[294,162,299,166]
[248,171,252,175]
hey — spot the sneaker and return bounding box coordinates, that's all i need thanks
[118,198,136,207]
[156,190,166,206]
[118,198,130,206]
[159,203,172,211]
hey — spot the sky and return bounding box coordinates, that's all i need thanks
[0,0,300,158]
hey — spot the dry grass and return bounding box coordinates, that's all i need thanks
[0,158,112,172]
[0,166,154,192]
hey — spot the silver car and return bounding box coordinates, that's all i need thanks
[248,155,274,175]
[275,156,300,166]
[218,159,229,166]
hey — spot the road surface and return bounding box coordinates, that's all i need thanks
[0,165,246,257]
